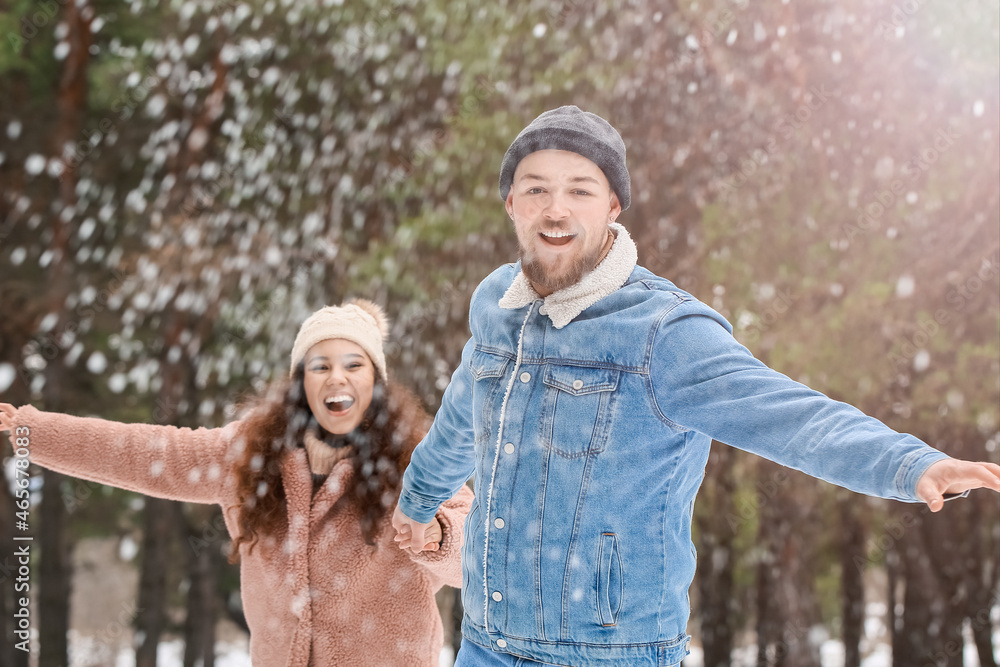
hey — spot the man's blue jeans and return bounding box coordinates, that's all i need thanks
[454,639,562,666]
[453,638,680,667]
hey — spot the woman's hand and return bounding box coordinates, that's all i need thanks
[0,403,17,433]
[422,516,442,552]
[392,504,442,554]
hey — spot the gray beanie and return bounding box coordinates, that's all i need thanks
[499,105,630,211]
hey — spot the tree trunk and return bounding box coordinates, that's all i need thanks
[0,505,10,665]
[777,506,822,667]
[918,485,973,667]
[136,335,185,667]
[839,494,865,667]
[135,497,175,667]
[970,616,998,667]
[137,305,207,666]
[0,307,32,667]
[38,469,71,667]
[754,481,778,667]
[0,469,30,667]
[38,322,73,667]
[182,505,219,667]
[35,0,93,661]
[38,316,73,667]
[695,443,737,667]
[750,463,825,667]
[964,453,999,667]
[224,597,250,635]
[755,551,774,667]
[894,505,965,667]
[895,510,933,666]
[887,546,900,665]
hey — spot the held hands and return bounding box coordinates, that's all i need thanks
[916,458,1000,512]
[0,403,17,433]
[391,503,442,554]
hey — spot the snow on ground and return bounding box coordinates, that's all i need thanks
[155,640,252,667]
[68,636,453,667]
[63,611,998,667]
[681,641,896,667]
[66,634,252,667]
[681,600,999,667]
[682,634,997,667]
[69,639,448,667]
[66,633,1000,667]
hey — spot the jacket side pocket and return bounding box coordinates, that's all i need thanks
[461,502,483,622]
[597,532,623,626]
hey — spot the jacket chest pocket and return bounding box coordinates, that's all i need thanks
[469,349,512,446]
[541,365,620,458]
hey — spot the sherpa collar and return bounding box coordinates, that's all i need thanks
[499,222,637,328]
[303,429,354,476]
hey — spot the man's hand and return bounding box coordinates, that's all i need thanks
[0,403,17,433]
[916,458,1000,512]
[391,503,441,554]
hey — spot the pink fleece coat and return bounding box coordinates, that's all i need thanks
[12,405,473,667]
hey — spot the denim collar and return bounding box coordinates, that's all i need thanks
[499,222,637,328]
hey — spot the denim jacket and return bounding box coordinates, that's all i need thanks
[399,225,948,667]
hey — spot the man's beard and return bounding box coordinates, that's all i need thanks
[519,234,607,295]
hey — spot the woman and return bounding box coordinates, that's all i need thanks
[0,299,473,667]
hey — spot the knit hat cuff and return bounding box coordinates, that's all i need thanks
[289,300,389,379]
[499,127,630,209]
[498,105,631,211]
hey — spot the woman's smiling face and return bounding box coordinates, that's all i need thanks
[302,339,376,434]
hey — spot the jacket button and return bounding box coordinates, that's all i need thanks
[538,305,548,315]
[504,443,515,454]
[492,591,503,602]
[519,372,531,383]
[496,639,508,648]
[572,379,584,390]
[494,518,505,529]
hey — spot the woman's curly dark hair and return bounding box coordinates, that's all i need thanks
[227,363,429,561]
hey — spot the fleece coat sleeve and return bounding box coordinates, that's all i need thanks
[11,405,241,505]
[405,484,473,589]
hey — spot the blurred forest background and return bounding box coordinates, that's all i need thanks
[0,0,998,665]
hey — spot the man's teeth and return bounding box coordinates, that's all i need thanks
[541,231,574,238]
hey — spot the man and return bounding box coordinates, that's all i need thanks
[392,106,1000,667]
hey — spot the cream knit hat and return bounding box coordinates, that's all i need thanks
[289,299,389,378]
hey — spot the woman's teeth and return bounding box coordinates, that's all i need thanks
[325,395,355,412]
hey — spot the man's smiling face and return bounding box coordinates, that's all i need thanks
[506,149,621,297]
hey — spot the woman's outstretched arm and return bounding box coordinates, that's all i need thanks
[1,403,242,505]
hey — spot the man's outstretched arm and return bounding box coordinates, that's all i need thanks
[650,300,1000,507]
